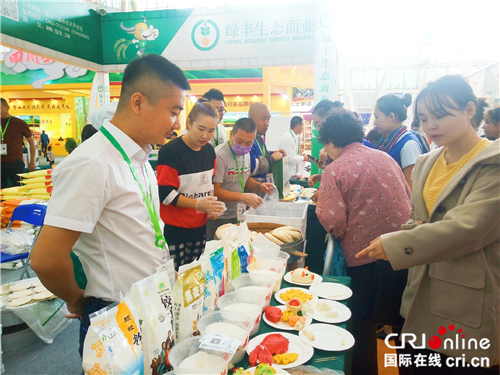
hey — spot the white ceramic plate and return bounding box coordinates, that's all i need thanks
[274,287,318,305]
[299,324,355,351]
[246,366,289,374]
[262,305,313,331]
[284,272,323,287]
[309,282,353,301]
[304,300,351,324]
[246,332,314,369]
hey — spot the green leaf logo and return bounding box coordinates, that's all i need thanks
[201,26,211,36]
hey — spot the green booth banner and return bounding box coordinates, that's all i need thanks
[1,3,322,71]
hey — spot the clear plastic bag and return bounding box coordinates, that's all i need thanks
[0,228,35,255]
[255,188,279,216]
[8,298,72,344]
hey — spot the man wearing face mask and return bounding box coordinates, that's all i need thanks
[248,102,286,184]
[207,118,275,240]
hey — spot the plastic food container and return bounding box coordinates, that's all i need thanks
[198,311,252,364]
[216,290,265,336]
[247,260,285,293]
[169,336,233,375]
[254,250,290,270]
[232,274,274,307]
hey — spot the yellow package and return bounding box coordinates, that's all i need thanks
[173,260,206,343]
[21,193,51,200]
[21,187,53,195]
[20,176,52,185]
[18,183,53,191]
[18,169,54,179]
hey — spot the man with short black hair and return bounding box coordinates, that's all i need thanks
[202,88,227,147]
[208,118,274,240]
[40,130,49,158]
[279,116,308,178]
[31,54,191,357]
[1,98,36,189]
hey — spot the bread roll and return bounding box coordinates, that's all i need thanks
[270,229,294,243]
[280,225,301,233]
[289,230,303,241]
[215,223,234,239]
[265,232,284,245]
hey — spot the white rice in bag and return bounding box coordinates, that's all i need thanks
[200,241,225,314]
[173,260,206,343]
[82,322,112,375]
[130,270,175,375]
[88,296,143,375]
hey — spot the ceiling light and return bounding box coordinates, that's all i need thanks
[282,94,289,100]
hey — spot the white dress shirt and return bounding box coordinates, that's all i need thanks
[279,129,303,177]
[209,123,228,148]
[45,120,165,302]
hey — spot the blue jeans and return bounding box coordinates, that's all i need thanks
[79,297,114,358]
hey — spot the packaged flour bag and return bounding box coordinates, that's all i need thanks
[200,241,225,314]
[222,224,252,288]
[173,260,206,343]
[82,323,112,375]
[89,296,144,375]
[210,245,225,297]
[130,271,175,375]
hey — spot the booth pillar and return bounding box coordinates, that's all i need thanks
[89,72,111,112]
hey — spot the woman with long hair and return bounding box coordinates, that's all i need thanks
[358,75,499,374]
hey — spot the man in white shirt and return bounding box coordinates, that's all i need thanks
[202,88,228,148]
[279,116,308,179]
[30,54,191,357]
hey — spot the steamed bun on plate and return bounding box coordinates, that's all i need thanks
[291,267,315,284]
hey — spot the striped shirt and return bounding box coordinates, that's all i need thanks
[423,138,491,215]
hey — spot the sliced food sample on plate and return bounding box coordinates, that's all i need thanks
[279,288,314,304]
[249,333,295,367]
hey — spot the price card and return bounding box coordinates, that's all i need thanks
[198,331,241,354]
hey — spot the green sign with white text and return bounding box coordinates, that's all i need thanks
[0,1,102,64]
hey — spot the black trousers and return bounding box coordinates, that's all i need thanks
[1,159,25,189]
[41,143,48,157]
[346,262,379,375]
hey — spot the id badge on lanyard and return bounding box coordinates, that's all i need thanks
[1,116,11,155]
[237,202,246,222]
[265,173,274,185]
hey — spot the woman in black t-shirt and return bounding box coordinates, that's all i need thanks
[157,100,226,269]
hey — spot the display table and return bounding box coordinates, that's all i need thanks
[235,275,352,374]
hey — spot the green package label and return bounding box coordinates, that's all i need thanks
[231,248,241,280]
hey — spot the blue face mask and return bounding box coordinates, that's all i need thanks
[231,142,252,156]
